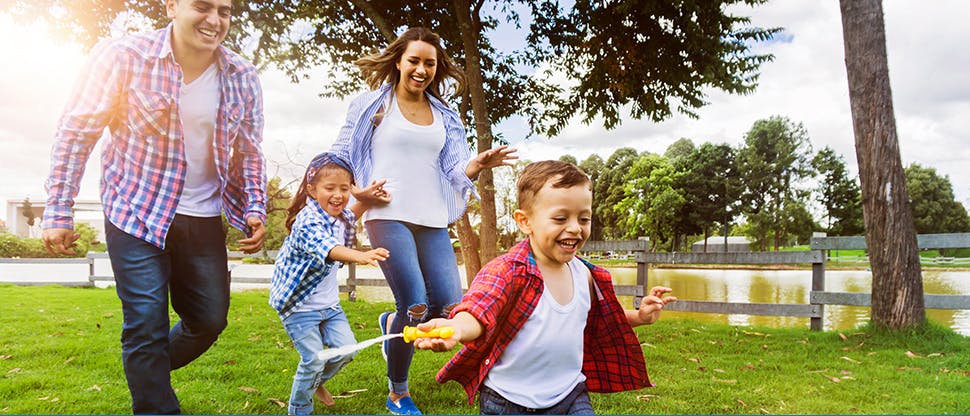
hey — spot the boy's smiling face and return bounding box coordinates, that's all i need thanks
[514,177,593,268]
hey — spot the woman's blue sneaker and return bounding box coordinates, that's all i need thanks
[378,311,391,361]
[386,396,422,415]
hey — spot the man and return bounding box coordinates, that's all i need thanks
[42,0,266,413]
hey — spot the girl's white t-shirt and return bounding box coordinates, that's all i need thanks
[364,95,448,227]
[482,257,592,408]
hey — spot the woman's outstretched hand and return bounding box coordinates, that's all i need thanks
[466,145,519,179]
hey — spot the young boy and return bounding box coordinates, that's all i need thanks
[415,160,677,414]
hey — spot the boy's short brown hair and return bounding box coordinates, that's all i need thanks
[516,160,591,211]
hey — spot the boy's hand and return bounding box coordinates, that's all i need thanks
[352,180,391,206]
[354,247,389,267]
[413,318,461,352]
[637,286,678,325]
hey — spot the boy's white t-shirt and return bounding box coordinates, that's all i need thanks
[176,63,223,217]
[363,95,448,227]
[483,257,592,408]
[291,218,345,312]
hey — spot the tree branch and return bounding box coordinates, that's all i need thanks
[348,0,396,42]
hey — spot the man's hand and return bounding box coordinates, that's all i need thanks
[43,228,81,256]
[238,216,265,254]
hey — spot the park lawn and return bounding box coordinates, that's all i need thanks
[1,284,968,414]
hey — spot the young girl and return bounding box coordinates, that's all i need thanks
[269,152,391,415]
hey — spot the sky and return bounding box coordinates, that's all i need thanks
[1,1,968,222]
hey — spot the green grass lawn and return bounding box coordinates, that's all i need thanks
[1,284,968,414]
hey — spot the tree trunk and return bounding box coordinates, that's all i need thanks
[840,0,924,329]
[452,0,499,264]
[454,212,482,286]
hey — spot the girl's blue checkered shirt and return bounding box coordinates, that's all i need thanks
[269,198,356,318]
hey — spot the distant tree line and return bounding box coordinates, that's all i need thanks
[502,115,968,253]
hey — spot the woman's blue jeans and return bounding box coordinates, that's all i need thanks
[282,307,357,415]
[104,215,229,414]
[365,220,463,394]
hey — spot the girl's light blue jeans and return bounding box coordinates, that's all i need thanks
[282,307,357,415]
[365,219,463,394]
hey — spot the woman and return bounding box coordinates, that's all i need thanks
[330,27,516,415]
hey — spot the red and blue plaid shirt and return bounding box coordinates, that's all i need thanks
[438,239,652,403]
[43,24,266,248]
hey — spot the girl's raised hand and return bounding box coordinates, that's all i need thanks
[352,179,391,205]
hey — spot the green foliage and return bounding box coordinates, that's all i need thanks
[812,146,863,236]
[527,0,780,136]
[904,163,970,234]
[226,177,293,252]
[673,142,741,247]
[594,148,641,240]
[2,285,969,414]
[738,116,815,251]
[4,0,779,139]
[663,138,695,164]
[615,154,684,250]
[557,154,578,165]
[0,222,102,258]
[578,154,606,241]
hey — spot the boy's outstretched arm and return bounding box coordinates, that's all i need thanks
[626,286,678,327]
[412,312,484,352]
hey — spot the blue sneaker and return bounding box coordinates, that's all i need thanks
[386,396,422,415]
[378,311,392,361]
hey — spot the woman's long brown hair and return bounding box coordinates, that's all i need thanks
[354,27,466,102]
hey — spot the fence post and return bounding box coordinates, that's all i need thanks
[347,263,357,301]
[87,252,96,286]
[634,239,649,308]
[810,250,825,331]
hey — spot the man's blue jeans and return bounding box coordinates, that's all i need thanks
[105,215,229,414]
[365,220,462,395]
[282,307,357,415]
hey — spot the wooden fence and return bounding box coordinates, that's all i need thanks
[4,233,969,331]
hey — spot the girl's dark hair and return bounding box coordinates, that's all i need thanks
[285,163,352,231]
[354,27,466,102]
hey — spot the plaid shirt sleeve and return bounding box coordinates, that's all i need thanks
[221,63,267,231]
[235,68,266,223]
[43,39,124,230]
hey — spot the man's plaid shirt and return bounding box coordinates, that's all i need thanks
[43,24,266,248]
[269,199,356,319]
[438,239,652,403]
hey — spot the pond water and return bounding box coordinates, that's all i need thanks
[609,268,970,336]
[4,261,967,335]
